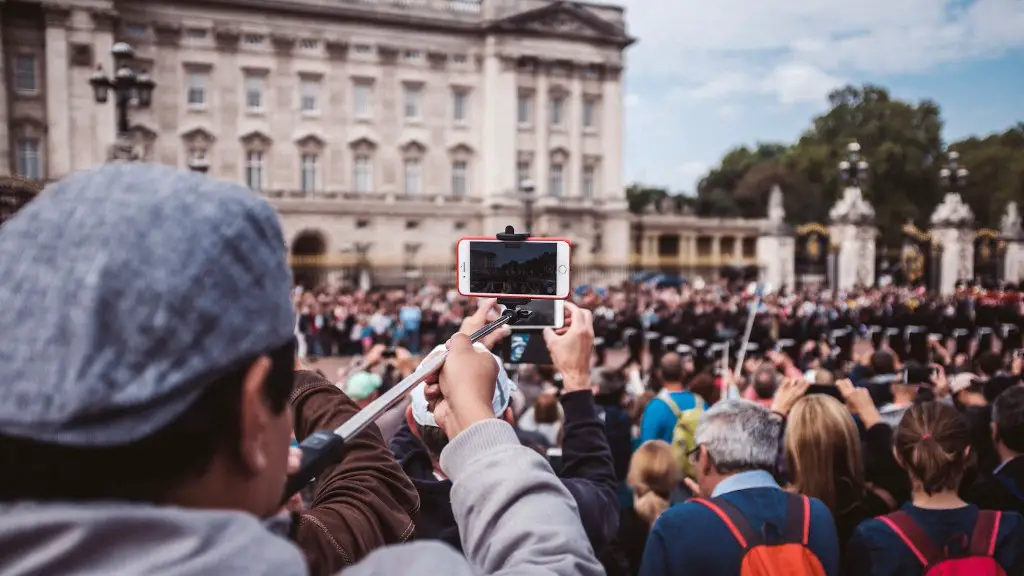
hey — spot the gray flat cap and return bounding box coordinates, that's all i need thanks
[0,164,294,447]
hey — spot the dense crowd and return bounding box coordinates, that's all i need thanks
[1,163,1023,576]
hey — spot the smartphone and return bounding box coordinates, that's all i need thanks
[456,237,571,299]
[500,299,565,330]
[497,330,554,365]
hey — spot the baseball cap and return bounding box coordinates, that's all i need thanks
[344,371,383,401]
[410,342,516,428]
[0,164,294,447]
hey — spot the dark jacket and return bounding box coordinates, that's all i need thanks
[970,456,1024,517]
[291,371,421,576]
[391,390,620,557]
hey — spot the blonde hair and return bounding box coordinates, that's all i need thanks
[627,440,680,526]
[784,394,864,513]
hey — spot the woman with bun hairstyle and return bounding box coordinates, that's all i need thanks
[846,401,1024,575]
[618,440,680,575]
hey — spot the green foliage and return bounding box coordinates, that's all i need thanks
[626,84,1024,247]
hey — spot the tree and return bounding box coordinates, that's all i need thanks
[626,184,669,213]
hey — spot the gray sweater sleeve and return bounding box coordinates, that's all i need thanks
[440,419,605,576]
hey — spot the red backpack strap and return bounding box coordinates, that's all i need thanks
[783,493,811,546]
[878,511,943,567]
[968,510,1002,557]
[690,497,759,550]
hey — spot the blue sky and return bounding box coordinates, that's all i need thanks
[601,0,1024,193]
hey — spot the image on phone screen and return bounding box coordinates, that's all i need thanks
[458,239,570,299]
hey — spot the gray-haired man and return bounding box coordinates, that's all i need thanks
[640,399,840,575]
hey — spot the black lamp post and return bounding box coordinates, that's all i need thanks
[939,150,969,192]
[89,42,155,139]
[519,178,535,233]
[838,141,870,186]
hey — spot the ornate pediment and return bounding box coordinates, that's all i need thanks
[239,129,272,146]
[180,126,215,144]
[129,123,158,142]
[489,2,634,47]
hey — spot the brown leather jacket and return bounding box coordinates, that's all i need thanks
[290,370,420,575]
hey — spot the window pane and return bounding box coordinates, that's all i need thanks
[354,156,372,192]
[517,92,531,124]
[404,159,421,195]
[16,139,41,179]
[582,166,595,198]
[517,161,530,187]
[404,86,420,118]
[583,99,594,128]
[300,80,318,112]
[354,84,371,117]
[452,161,468,197]
[245,77,263,109]
[14,55,37,92]
[550,164,563,197]
[187,74,206,106]
[453,90,467,122]
[550,97,563,126]
[245,152,263,191]
[301,154,317,193]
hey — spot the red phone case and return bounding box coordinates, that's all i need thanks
[456,236,572,299]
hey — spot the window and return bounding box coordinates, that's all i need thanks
[451,161,468,197]
[582,66,599,79]
[186,73,207,107]
[16,139,41,179]
[452,89,468,122]
[356,219,370,229]
[404,158,421,195]
[300,78,319,113]
[452,54,468,64]
[583,98,596,129]
[403,50,422,61]
[550,163,564,197]
[582,165,595,198]
[245,76,264,110]
[300,154,318,194]
[244,33,265,45]
[125,23,147,37]
[186,28,207,40]
[405,220,419,230]
[353,83,372,118]
[517,90,532,125]
[299,38,319,50]
[353,44,372,54]
[245,151,263,191]
[549,96,564,127]
[517,161,531,187]
[13,55,37,93]
[404,85,421,119]
[354,155,372,193]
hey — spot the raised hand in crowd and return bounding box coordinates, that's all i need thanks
[771,377,811,417]
[836,378,882,429]
[459,297,512,350]
[424,333,500,438]
[544,301,595,393]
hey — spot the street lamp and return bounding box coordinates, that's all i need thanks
[89,42,155,140]
[519,178,535,233]
[939,150,969,191]
[838,141,870,186]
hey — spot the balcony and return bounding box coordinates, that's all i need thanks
[336,0,481,18]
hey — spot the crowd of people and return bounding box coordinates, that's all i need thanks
[2,163,1024,576]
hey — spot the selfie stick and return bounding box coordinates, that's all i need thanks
[732,283,764,384]
[282,225,536,503]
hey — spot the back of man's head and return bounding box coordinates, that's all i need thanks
[977,351,1003,378]
[993,386,1024,454]
[694,399,780,474]
[0,164,296,515]
[658,352,685,384]
[752,367,779,400]
[870,350,896,376]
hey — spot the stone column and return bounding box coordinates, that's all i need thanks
[44,6,72,178]
[0,8,9,175]
[568,63,583,197]
[828,186,877,290]
[600,65,622,202]
[711,234,722,263]
[271,33,297,191]
[930,193,976,295]
[534,63,549,195]
[756,234,795,291]
[90,10,117,159]
[733,235,743,260]
[481,39,516,201]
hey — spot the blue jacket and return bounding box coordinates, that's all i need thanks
[390,390,620,556]
[845,504,1024,576]
[640,471,840,576]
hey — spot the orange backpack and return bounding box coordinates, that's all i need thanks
[692,493,828,576]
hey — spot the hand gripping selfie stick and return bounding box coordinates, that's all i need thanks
[282,226,535,503]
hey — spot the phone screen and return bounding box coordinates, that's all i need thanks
[469,241,559,296]
[501,299,563,329]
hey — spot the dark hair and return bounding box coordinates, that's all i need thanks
[977,351,1003,377]
[533,393,560,425]
[688,373,720,406]
[659,353,684,383]
[870,350,896,376]
[895,401,971,495]
[993,385,1024,453]
[0,341,295,503]
[419,424,450,458]
[753,367,778,400]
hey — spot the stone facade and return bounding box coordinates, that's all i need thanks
[2,0,634,273]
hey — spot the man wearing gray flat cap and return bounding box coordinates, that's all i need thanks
[0,164,602,576]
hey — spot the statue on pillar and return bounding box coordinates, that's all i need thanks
[1001,201,1022,239]
[767,185,785,224]
[829,187,875,225]
[929,192,974,228]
